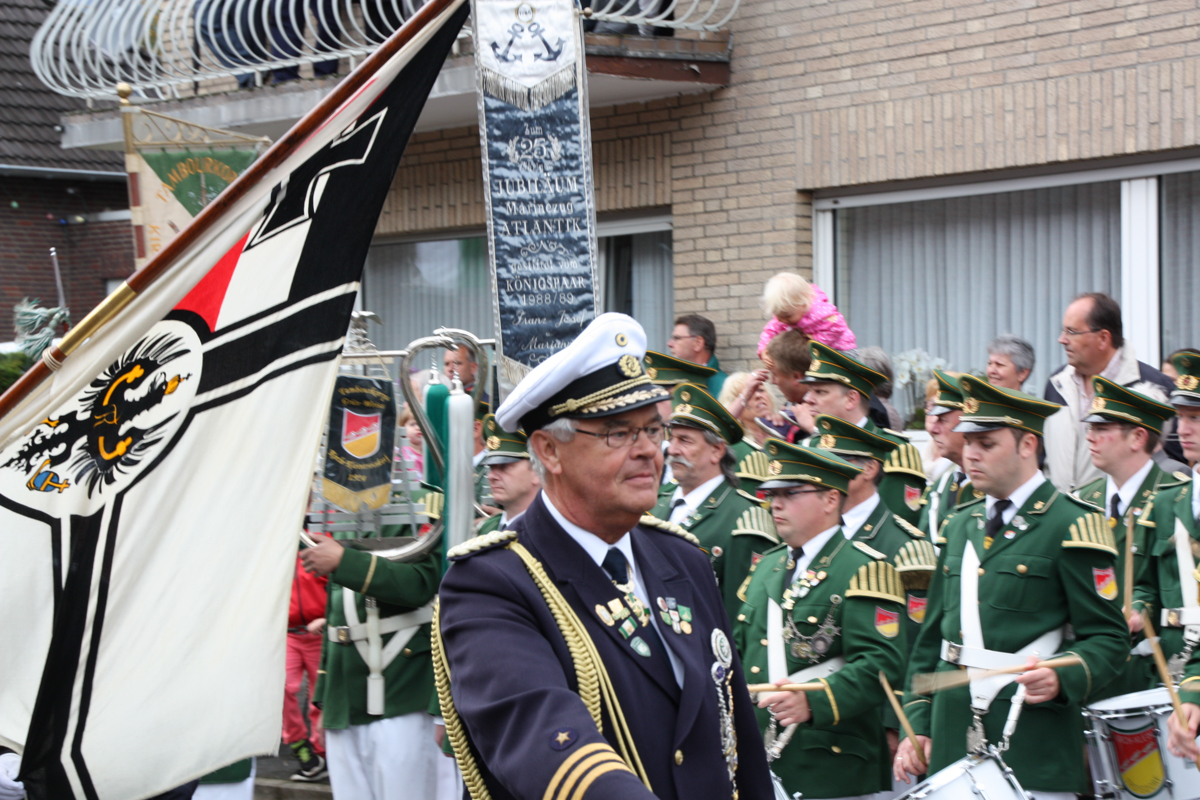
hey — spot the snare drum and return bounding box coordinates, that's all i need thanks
[896,753,1027,800]
[1084,687,1200,800]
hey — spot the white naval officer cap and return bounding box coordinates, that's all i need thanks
[495,313,670,434]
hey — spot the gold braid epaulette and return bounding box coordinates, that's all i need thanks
[846,561,905,605]
[883,442,926,479]
[639,514,701,546]
[447,530,518,560]
[1064,512,1118,555]
[731,505,778,542]
[894,516,927,539]
[737,450,771,482]
[423,491,445,520]
[432,599,492,800]
[894,540,938,591]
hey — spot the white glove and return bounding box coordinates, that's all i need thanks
[0,752,25,800]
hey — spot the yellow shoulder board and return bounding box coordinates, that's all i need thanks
[640,514,702,547]
[894,516,926,540]
[1137,500,1157,527]
[738,450,771,482]
[846,561,905,604]
[1176,471,1192,482]
[883,442,926,479]
[1063,512,1118,556]
[1061,492,1103,513]
[853,541,888,561]
[422,491,445,520]
[447,529,518,560]
[894,539,938,591]
[732,505,779,543]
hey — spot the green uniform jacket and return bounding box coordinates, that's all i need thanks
[806,420,923,524]
[730,437,770,494]
[1134,480,1199,673]
[651,479,779,622]
[475,513,503,536]
[314,547,442,729]
[1077,463,1186,697]
[734,533,907,799]
[902,480,1128,793]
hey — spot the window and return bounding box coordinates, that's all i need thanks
[1160,172,1200,357]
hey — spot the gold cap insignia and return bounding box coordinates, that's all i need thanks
[811,360,822,371]
[964,398,980,414]
[767,444,777,455]
[768,460,783,476]
[674,403,693,415]
[821,419,831,430]
[646,367,657,379]
[820,434,837,449]
[616,333,629,347]
[1178,375,1200,391]
[1091,397,1107,411]
[487,436,501,450]
[681,390,691,401]
[487,420,496,433]
[618,354,642,377]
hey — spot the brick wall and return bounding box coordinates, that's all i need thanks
[0,176,134,340]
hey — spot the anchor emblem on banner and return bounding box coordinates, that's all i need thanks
[491,23,524,62]
[528,22,564,61]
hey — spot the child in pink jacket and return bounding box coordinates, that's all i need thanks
[756,272,856,357]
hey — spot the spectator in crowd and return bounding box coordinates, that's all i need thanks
[859,346,904,430]
[667,313,727,398]
[757,271,855,355]
[986,333,1036,391]
[397,406,424,477]
[718,371,778,446]
[443,345,487,402]
[1163,348,1197,380]
[1043,292,1178,492]
[284,548,329,781]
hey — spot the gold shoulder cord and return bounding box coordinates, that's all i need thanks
[431,545,653,799]
[432,598,492,800]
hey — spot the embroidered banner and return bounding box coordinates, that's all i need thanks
[472,0,599,394]
[322,376,397,512]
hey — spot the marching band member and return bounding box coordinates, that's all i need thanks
[435,314,773,800]
[894,376,1128,798]
[475,413,540,534]
[735,441,906,799]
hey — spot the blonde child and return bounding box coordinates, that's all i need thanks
[756,272,855,357]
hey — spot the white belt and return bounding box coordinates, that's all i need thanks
[338,588,434,715]
[789,656,846,683]
[939,627,1064,712]
[327,605,435,644]
[1161,607,1200,627]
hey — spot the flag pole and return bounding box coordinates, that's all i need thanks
[0,0,462,421]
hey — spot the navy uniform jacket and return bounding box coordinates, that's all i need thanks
[438,493,774,800]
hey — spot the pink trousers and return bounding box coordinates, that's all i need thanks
[283,631,324,753]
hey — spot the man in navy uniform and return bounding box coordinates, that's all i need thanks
[435,313,773,800]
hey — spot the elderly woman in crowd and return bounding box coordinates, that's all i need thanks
[719,371,780,446]
[985,333,1035,390]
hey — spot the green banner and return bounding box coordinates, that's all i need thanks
[141,149,259,216]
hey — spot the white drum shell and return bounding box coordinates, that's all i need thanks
[1084,687,1200,800]
[896,753,1027,800]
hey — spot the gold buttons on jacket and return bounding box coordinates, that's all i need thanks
[738,614,746,621]
[831,745,842,754]
[751,666,761,673]
[761,638,770,646]
[402,648,413,657]
[977,568,985,576]
[675,750,684,765]
[1017,564,1028,574]
[808,616,819,624]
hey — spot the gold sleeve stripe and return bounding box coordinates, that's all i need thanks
[884,443,926,478]
[557,753,629,800]
[738,451,771,481]
[846,561,905,605]
[733,505,779,541]
[903,698,931,708]
[544,744,624,800]
[1064,512,1118,555]
[1180,675,1200,688]
[568,762,632,800]
[360,553,378,595]
[818,677,840,726]
[1137,500,1156,527]
[1065,649,1093,699]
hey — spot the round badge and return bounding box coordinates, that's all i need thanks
[819,434,836,449]
[487,435,501,450]
[515,2,535,22]
[711,629,732,667]
[616,333,629,347]
[681,390,691,402]
[712,663,726,682]
[820,419,831,431]
[549,727,577,751]
[646,367,658,380]
[712,545,724,558]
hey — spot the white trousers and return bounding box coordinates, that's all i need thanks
[435,747,462,800]
[192,759,255,800]
[326,711,439,800]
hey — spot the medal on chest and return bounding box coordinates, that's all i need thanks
[782,593,842,663]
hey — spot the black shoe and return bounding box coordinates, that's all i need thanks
[289,740,328,782]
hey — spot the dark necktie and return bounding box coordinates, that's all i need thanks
[1110,494,1122,529]
[669,495,687,515]
[954,470,966,488]
[602,548,668,660]
[986,499,1012,541]
[789,547,803,575]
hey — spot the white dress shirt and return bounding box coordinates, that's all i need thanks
[840,492,880,540]
[1193,470,1200,522]
[668,474,726,525]
[790,524,843,585]
[1105,458,1154,519]
[985,470,1047,524]
[542,492,684,686]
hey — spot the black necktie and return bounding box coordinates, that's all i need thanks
[602,548,668,659]
[789,547,803,572]
[954,470,965,488]
[669,495,687,514]
[1110,494,1122,528]
[986,499,1012,540]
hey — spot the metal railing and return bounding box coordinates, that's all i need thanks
[31,0,738,101]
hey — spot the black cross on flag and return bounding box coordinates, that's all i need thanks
[0,2,467,797]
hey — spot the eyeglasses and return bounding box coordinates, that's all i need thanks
[758,487,826,502]
[572,423,666,448]
[1061,326,1100,337]
[669,333,700,342]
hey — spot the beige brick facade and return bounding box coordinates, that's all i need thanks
[382,0,1200,371]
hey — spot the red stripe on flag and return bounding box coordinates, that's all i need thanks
[173,231,249,332]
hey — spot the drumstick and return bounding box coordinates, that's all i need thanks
[910,655,1082,695]
[880,670,926,770]
[1124,513,1135,622]
[1141,611,1200,767]
[746,682,824,694]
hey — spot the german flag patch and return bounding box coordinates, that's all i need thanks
[906,594,927,624]
[876,607,900,638]
[1093,566,1118,601]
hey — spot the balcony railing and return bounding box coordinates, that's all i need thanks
[31,0,738,101]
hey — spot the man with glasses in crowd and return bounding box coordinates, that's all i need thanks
[667,313,728,398]
[436,313,772,800]
[1044,292,1177,492]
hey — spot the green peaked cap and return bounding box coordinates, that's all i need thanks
[758,438,862,494]
[1170,349,1200,408]
[930,370,966,416]
[812,414,898,462]
[481,413,529,465]
[670,383,743,445]
[1084,376,1176,434]
[643,350,717,386]
[803,342,888,398]
[954,374,1062,437]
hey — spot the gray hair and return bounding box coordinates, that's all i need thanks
[987,334,1036,376]
[857,346,894,400]
[528,418,577,481]
[698,427,740,488]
